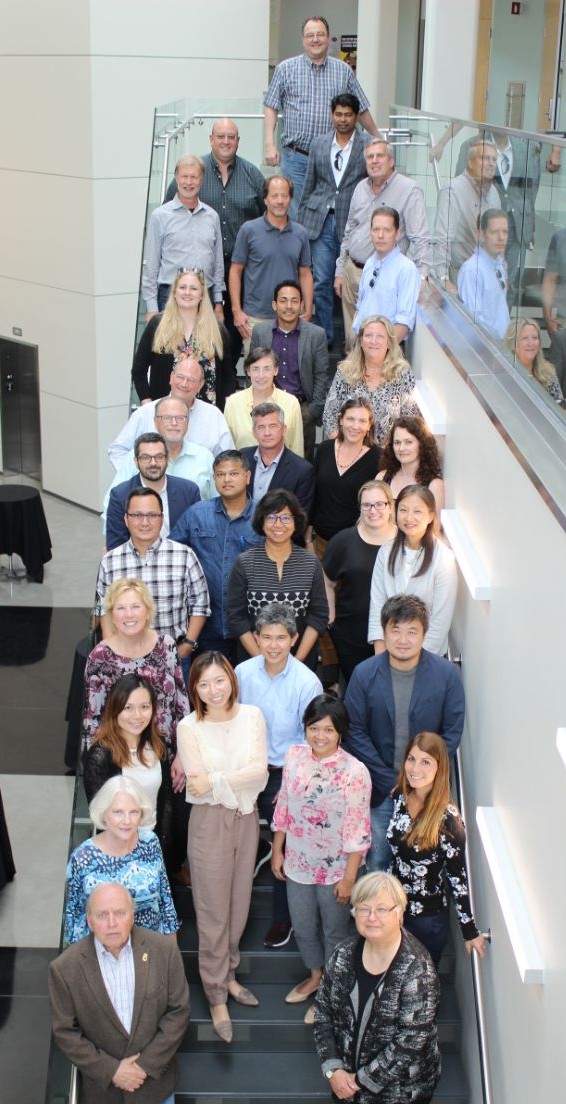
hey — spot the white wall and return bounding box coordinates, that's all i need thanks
[0,0,269,510]
[488,0,546,130]
[421,0,480,119]
[412,314,566,1101]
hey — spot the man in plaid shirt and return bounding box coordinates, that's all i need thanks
[94,487,210,676]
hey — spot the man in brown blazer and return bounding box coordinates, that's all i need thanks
[48,883,189,1104]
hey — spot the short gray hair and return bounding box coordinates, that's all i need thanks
[86,882,134,916]
[365,138,395,160]
[351,871,407,914]
[89,776,154,831]
[251,402,285,425]
[175,154,205,176]
[255,601,297,635]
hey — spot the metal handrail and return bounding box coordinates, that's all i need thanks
[450,652,493,1104]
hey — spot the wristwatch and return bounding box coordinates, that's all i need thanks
[175,634,198,650]
[324,1069,339,1081]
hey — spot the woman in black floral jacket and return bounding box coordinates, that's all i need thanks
[313,871,440,1103]
[387,731,487,967]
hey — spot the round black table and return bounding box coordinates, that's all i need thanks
[0,485,52,582]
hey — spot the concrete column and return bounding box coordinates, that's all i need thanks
[356,0,399,132]
[421,0,481,119]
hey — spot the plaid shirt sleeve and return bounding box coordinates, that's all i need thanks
[185,549,211,618]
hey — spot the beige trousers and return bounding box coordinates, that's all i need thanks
[341,257,362,346]
[188,803,259,1005]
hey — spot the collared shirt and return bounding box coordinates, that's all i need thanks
[353,245,421,334]
[231,215,311,317]
[330,132,355,187]
[270,323,303,399]
[272,744,372,884]
[105,439,216,506]
[169,496,262,638]
[199,153,265,258]
[252,446,285,501]
[94,936,135,1034]
[457,247,510,340]
[94,536,211,637]
[434,172,501,278]
[236,654,322,765]
[496,141,513,190]
[141,196,225,311]
[108,395,233,470]
[336,172,433,277]
[264,53,370,150]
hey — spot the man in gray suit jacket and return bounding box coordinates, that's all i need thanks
[250,280,328,460]
[48,883,189,1104]
[297,93,368,346]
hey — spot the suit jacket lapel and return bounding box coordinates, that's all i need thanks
[340,132,363,188]
[80,936,130,1040]
[128,928,150,1042]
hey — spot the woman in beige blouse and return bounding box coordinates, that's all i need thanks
[177,651,268,1043]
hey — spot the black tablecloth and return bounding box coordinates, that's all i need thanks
[0,789,16,890]
[0,486,52,582]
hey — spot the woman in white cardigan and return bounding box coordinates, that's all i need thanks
[368,485,457,655]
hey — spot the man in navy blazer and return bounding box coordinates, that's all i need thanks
[241,402,315,520]
[106,432,200,550]
[344,594,465,871]
[297,93,368,345]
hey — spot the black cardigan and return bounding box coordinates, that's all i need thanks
[131,314,236,411]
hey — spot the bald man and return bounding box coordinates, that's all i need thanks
[48,883,189,1104]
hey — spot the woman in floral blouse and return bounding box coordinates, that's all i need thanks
[272,693,371,1023]
[387,731,487,966]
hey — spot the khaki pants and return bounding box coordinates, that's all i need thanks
[188,803,259,1005]
[243,315,273,357]
[342,258,362,346]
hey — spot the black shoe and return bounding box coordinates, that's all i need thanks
[254,837,272,878]
[264,920,293,948]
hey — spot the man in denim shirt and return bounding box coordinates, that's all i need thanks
[169,450,262,661]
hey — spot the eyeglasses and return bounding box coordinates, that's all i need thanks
[369,267,380,289]
[356,904,397,918]
[155,414,188,424]
[360,502,389,512]
[137,453,167,463]
[334,150,343,172]
[265,513,294,526]
[177,266,204,277]
[126,512,163,521]
[304,32,326,40]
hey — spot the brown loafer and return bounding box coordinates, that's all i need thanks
[210,1007,233,1043]
[229,985,259,1007]
[285,981,319,1004]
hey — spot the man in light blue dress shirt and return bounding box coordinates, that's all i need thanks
[353,206,421,341]
[457,208,510,340]
[236,602,322,948]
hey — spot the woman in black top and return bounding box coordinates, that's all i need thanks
[227,489,328,670]
[313,871,441,1104]
[323,480,397,683]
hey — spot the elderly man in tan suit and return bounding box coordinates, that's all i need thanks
[48,883,189,1104]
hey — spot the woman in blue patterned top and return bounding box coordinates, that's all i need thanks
[387,732,487,966]
[64,776,179,945]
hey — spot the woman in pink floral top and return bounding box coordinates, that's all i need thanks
[272,693,371,1023]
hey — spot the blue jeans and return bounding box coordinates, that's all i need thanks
[311,212,340,344]
[281,147,309,219]
[367,797,394,872]
[403,911,450,967]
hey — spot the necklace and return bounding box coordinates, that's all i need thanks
[336,441,365,471]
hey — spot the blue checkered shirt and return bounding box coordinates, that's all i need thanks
[264,54,370,151]
[94,936,135,1033]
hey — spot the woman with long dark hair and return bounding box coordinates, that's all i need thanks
[368,484,457,656]
[377,415,444,511]
[387,732,487,966]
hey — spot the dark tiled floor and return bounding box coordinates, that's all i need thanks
[0,948,56,1104]
[0,607,91,773]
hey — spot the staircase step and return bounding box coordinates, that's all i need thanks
[174,1049,467,1101]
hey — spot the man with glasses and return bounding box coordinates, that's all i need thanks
[296,94,368,348]
[108,358,233,469]
[104,432,202,551]
[106,396,215,503]
[353,207,421,342]
[240,402,315,519]
[457,209,510,340]
[95,487,210,678]
[142,154,224,318]
[344,595,464,871]
[263,16,378,217]
[336,140,431,343]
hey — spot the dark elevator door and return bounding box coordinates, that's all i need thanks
[0,338,42,480]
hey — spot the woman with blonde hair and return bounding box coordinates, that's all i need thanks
[132,266,235,408]
[387,732,487,966]
[322,315,418,444]
[504,317,564,404]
